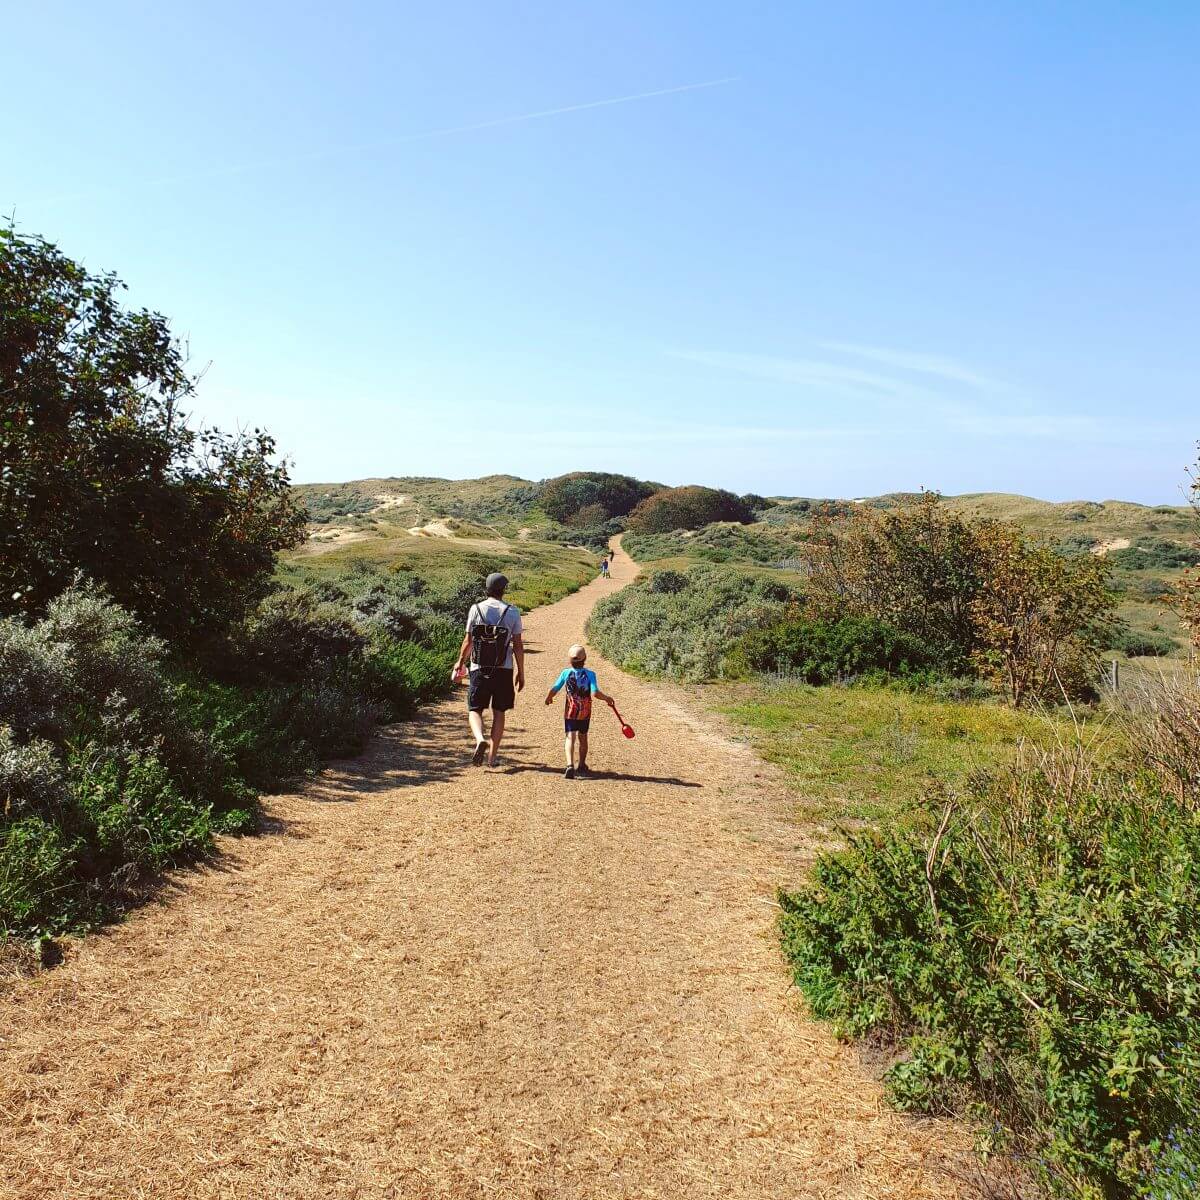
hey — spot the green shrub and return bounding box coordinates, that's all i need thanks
[0,586,255,933]
[538,472,658,524]
[72,749,216,873]
[1110,538,1198,571]
[1,226,306,647]
[303,489,378,523]
[0,816,78,932]
[732,617,937,684]
[648,569,689,594]
[1133,578,1174,600]
[1113,629,1177,657]
[627,485,756,533]
[230,589,366,684]
[1057,534,1098,557]
[780,703,1200,1198]
[363,634,456,718]
[588,564,798,680]
[624,521,810,565]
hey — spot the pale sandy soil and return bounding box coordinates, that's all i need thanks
[373,494,409,511]
[298,525,376,555]
[408,521,457,538]
[1092,537,1131,555]
[0,544,983,1200]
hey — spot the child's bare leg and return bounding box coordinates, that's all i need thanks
[564,732,576,767]
[578,731,589,768]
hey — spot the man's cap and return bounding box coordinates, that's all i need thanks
[485,572,509,596]
[568,644,586,662]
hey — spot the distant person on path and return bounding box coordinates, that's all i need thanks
[599,555,610,579]
[452,572,524,766]
[544,644,616,779]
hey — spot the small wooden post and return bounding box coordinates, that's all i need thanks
[1109,658,1120,691]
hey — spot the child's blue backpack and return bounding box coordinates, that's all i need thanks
[564,668,592,719]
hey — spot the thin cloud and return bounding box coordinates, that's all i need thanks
[668,343,1170,443]
[447,420,881,451]
[817,341,1005,391]
[44,76,738,203]
[667,349,935,405]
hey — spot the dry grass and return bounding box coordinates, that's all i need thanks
[1,547,982,1199]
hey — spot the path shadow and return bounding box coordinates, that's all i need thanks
[494,763,701,788]
[304,714,481,800]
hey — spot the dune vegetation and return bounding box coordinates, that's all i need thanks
[588,462,1200,1198]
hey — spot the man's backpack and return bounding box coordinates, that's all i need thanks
[468,601,513,669]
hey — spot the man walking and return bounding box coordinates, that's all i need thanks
[452,572,524,766]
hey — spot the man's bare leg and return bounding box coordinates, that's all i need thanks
[489,709,506,766]
[468,709,488,765]
[468,710,485,744]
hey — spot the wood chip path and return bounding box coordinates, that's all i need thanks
[0,543,978,1199]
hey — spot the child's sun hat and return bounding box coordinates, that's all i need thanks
[568,643,586,663]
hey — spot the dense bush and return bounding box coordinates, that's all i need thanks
[1110,537,1197,571]
[627,485,756,534]
[805,493,984,671]
[0,586,254,933]
[624,521,810,566]
[731,617,937,684]
[303,489,378,523]
[758,497,854,527]
[538,472,658,525]
[1,226,306,646]
[587,564,798,680]
[739,493,775,513]
[1112,629,1176,658]
[806,494,1115,705]
[779,684,1200,1199]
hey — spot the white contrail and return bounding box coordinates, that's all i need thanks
[43,76,739,203]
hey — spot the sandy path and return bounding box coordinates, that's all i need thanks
[0,544,975,1199]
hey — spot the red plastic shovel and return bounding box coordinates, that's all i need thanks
[609,702,635,739]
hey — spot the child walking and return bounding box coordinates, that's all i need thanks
[544,644,616,778]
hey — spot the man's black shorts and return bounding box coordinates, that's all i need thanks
[467,667,515,713]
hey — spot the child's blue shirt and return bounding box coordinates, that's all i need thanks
[550,667,598,695]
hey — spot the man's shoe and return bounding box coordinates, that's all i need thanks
[472,742,488,766]
[564,766,575,779]
[576,763,591,777]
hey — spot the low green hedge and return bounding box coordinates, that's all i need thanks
[730,616,938,683]
[780,743,1200,1198]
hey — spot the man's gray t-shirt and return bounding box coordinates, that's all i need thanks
[466,598,523,671]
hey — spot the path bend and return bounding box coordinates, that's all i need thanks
[1,543,975,1199]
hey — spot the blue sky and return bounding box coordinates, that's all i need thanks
[5,2,1197,501]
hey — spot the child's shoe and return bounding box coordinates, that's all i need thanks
[564,766,575,779]
[576,763,591,777]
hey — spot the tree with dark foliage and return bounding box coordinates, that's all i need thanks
[0,226,306,646]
